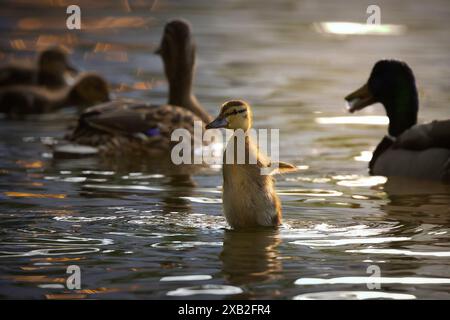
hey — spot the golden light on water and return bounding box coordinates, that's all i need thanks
[10,275,65,283]
[5,192,66,199]
[10,39,27,50]
[315,116,388,125]
[85,17,154,30]
[16,160,44,169]
[314,22,406,35]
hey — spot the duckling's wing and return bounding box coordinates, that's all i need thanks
[395,120,450,150]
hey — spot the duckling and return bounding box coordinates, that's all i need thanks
[345,60,450,182]
[0,72,110,118]
[60,19,211,155]
[0,47,77,89]
[206,100,296,229]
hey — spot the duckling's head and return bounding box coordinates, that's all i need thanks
[345,60,418,136]
[206,100,253,132]
[69,73,110,107]
[38,47,77,75]
[155,19,195,82]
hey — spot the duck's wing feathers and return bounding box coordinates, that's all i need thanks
[395,120,450,150]
[0,64,34,87]
[372,147,450,182]
[69,100,201,151]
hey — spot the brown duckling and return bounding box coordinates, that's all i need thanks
[345,60,450,182]
[0,72,110,118]
[0,47,77,89]
[206,100,296,229]
[59,19,211,156]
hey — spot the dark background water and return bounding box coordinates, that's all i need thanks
[0,0,449,299]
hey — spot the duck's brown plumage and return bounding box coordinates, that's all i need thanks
[59,19,210,155]
[67,100,202,155]
[0,47,76,89]
[0,73,109,118]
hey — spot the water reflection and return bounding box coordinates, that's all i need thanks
[382,177,450,225]
[220,228,282,285]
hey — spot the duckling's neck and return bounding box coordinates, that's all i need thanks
[167,69,211,123]
[385,86,419,137]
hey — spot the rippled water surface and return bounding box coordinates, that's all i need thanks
[1,0,450,299]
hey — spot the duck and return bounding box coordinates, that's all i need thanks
[205,100,296,229]
[0,72,110,118]
[345,59,450,182]
[59,19,211,156]
[0,47,77,89]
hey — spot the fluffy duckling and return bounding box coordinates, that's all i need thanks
[60,19,211,155]
[206,100,296,229]
[0,73,109,118]
[345,60,450,182]
[0,47,77,89]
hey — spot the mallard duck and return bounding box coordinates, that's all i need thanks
[206,100,296,229]
[0,47,77,89]
[59,19,211,155]
[345,60,450,182]
[0,72,109,118]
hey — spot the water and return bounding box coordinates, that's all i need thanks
[1,0,450,299]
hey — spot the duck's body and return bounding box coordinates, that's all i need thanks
[0,73,109,118]
[206,100,296,229]
[59,19,210,156]
[66,100,202,155]
[0,47,76,89]
[370,136,450,181]
[345,60,450,183]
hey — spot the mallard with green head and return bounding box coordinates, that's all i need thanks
[0,72,109,118]
[0,47,77,89]
[59,19,211,156]
[345,60,450,182]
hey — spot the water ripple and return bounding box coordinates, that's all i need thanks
[346,248,450,257]
[167,284,243,296]
[290,237,410,247]
[293,291,415,300]
[0,247,100,258]
[295,276,450,285]
[160,275,212,282]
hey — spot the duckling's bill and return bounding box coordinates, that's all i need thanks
[206,116,228,129]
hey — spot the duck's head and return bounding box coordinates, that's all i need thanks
[69,73,110,107]
[155,19,195,82]
[38,47,77,76]
[206,100,253,132]
[345,60,418,137]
